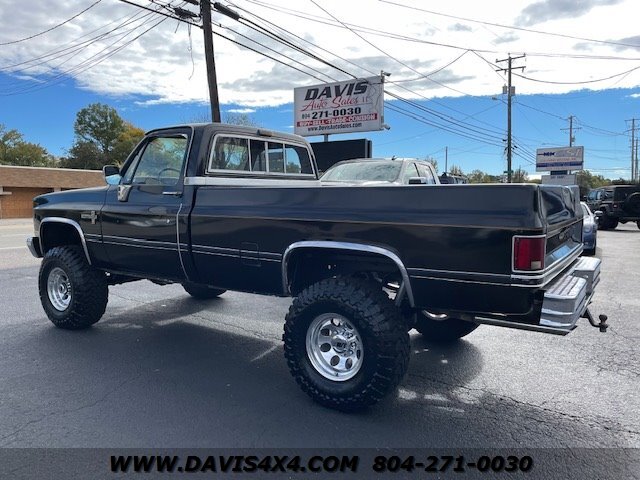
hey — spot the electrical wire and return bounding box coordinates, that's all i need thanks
[0,0,103,46]
[379,0,640,51]
[513,65,640,85]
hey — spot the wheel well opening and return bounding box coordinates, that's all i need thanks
[41,222,83,254]
[286,248,404,297]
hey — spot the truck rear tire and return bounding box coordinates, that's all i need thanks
[182,282,226,299]
[283,277,410,411]
[38,246,108,330]
[414,313,479,343]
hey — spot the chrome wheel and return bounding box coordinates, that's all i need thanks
[47,267,72,311]
[306,313,363,381]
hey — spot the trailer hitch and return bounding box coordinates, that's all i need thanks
[582,308,609,333]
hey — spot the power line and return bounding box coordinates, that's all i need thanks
[217,2,508,143]
[379,0,640,51]
[513,65,640,85]
[0,0,103,46]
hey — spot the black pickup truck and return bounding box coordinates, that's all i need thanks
[27,123,607,411]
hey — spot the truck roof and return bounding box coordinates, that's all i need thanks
[145,122,308,145]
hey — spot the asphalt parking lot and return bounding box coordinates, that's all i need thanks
[0,218,638,476]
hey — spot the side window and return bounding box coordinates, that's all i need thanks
[210,137,249,171]
[267,142,285,173]
[208,136,314,176]
[250,140,267,172]
[402,163,420,183]
[128,136,188,186]
[416,163,436,184]
[587,191,596,201]
[285,145,313,174]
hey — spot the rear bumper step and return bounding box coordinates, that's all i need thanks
[539,257,601,333]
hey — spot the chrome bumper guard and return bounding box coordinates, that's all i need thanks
[539,256,601,333]
[26,236,42,258]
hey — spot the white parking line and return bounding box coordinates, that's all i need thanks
[0,246,25,251]
[0,234,29,238]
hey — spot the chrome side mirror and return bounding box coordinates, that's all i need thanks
[103,165,121,185]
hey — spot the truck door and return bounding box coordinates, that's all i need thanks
[100,129,190,280]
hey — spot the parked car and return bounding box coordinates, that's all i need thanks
[581,202,597,256]
[439,172,468,184]
[320,157,439,185]
[586,185,640,230]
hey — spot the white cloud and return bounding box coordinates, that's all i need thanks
[226,108,256,114]
[0,0,639,106]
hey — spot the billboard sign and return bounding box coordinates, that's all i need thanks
[536,146,584,172]
[294,77,384,136]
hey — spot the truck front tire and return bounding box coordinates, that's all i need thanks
[38,246,108,329]
[283,277,410,411]
[182,283,226,299]
[414,312,479,343]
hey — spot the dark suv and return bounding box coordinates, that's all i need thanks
[586,185,640,230]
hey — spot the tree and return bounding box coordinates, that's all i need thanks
[448,164,464,176]
[0,124,54,167]
[467,169,489,183]
[223,112,259,127]
[511,167,529,183]
[111,122,145,166]
[73,103,125,163]
[59,141,104,170]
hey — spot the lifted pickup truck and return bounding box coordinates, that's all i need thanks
[27,123,607,411]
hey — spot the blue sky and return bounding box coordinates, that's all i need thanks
[1,0,640,179]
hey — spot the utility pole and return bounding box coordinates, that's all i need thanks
[201,0,221,122]
[496,54,525,183]
[631,118,637,183]
[561,115,581,147]
[445,146,448,173]
[634,138,640,182]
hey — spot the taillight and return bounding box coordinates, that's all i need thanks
[513,236,545,271]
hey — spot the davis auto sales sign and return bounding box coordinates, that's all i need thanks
[294,76,385,136]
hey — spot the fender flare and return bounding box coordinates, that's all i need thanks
[282,240,414,307]
[39,217,92,265]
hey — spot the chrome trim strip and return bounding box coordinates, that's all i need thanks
[192,244,238,254]
[409,275,512,287]
[185,176,320,187]
[282,241,415,307]
[192,250,238,259]
[40,217,92,265]
[407,268,511,284]
[102,235,179,248]
[176,203,189,281]
[510,245,583,285]
[103,241,177,252]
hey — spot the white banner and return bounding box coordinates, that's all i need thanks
[294,77,384,136]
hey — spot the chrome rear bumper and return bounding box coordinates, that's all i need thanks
[539,256,601,333]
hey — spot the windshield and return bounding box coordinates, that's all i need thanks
[321,161,402,182]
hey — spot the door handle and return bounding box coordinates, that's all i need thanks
[162,191,182,196]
